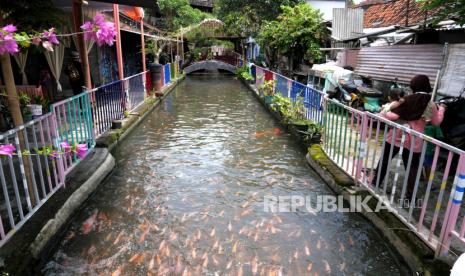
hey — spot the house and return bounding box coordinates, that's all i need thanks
[306,0,346,21]
[354,0,428,28]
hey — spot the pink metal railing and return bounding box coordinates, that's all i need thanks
[250,64,465,259]
[0,114,65,247]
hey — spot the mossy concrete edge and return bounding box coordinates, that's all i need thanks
[307,145,451,275]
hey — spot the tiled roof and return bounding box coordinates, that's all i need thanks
[355,0,429,28]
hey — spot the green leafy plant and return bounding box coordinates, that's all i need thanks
[235,65,253,81]
[18,93,30,108]
[298,122,323,143]
[269,93,291,115]
[259,80,275,96]
[258,3,326,69]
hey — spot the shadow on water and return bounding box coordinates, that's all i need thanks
[43,73,410,275]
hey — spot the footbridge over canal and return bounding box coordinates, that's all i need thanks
[183,60,239,74]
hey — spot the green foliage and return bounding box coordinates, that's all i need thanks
[259,80,276,96]
[418,0,465,25]
[235,65,253,81]
[270,93,291,113]
[259,4,326,63]
[157,0,210,31]
[18,93,30,107]
[214,0,304,37]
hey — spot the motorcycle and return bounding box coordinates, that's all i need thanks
[327,75,383,113]
[438,89,465,150]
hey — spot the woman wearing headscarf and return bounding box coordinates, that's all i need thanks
[371,75,446,200]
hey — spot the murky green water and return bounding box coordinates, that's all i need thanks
[44,74,409,275]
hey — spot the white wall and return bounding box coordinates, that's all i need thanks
[307,0,346,21]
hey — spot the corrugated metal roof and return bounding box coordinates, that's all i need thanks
[438,44,465,97]
[332,8,364,40]
[355,44,445,85]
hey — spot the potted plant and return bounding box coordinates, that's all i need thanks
[260,80,275,104]
[19,93,33,121]
[298,122,323,145]
[235,65,254,83]
[287,97,309,132]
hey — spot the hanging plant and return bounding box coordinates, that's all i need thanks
[81,14,117,47]
[0,142,88,160]
[0,25,19,55]
[0,14,117,56]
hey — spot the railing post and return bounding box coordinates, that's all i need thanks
[355,112,369,185]
[437,153,465,256]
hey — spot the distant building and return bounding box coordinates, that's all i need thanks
[306,0,346,21]
[354,0,428,28]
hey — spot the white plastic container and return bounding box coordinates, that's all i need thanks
[27,104,43,116]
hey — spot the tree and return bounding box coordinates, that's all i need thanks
[157,0,210,31]
[419,0,465,25]
[214,0,304,37]
[258,4,326,71]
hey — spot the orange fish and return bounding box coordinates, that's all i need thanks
[273,128,282,136]
[112,267,123,276]
[323,260,331,273]
[129,253,144,264]
[113,231,124,245]
[307,262,313,272]
[255,131,267,138]
[81,210,98,234]
[139,227,150,244]
[251,256,258,275]
[348,235,355,246]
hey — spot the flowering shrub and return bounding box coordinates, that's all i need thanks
[0,25,19,55]
[81,14,116,46]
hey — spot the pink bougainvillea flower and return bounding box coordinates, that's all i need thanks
[2,25,16,33]
[76,144,88,159]
[48,150,59,159]
[60,142,71,153]
[81,13,116,46]
[0,24,19,55]
[43,28,59,45]
[32,36,41,46]
[0,144,16,157]
[42,41,54,52]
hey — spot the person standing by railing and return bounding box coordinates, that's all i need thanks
[371,75,446,200]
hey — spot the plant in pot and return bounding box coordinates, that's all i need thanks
[19,93,32,121]
[235,65,254,83]
[298,122,323,144]
[260,80,275,104]
[270,93,291,117]
[287,97,309,132]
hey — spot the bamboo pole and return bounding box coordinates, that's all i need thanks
[0,54,37,206]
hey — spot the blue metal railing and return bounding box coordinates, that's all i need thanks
[164,64,171,85]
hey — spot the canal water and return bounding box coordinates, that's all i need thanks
[43,74,409,275]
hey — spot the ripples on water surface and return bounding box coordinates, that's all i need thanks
[44,74,409,275]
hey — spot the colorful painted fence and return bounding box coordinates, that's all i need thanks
[0,114,65,247]
[250,64,465,260]
[0,62,182,248]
